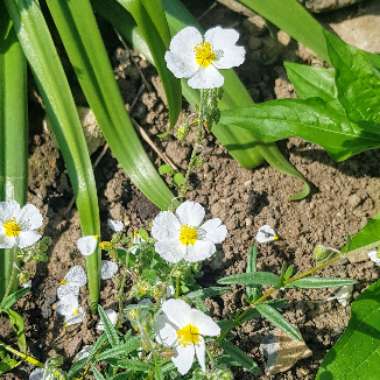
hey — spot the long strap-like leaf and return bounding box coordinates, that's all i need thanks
[0,8,27,300]
[46,0,175,210]
[5,0,101,310]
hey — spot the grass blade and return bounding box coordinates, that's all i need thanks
[290,276,356,289]
[46,0,175,210]
[0,9,27,300]
[5,0,101,310]
[256,303,302,341]
[239,0,329,63]
[115,0,181,127]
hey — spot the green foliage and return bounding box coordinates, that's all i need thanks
[289,277,356,289]
[317,280,380,379]
[218,271,282,287]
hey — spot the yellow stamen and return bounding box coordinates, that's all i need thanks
[99,241,113,251]
[3,219,21,238]
[194,41,216,67]
[176,324,201,346]
[179,225,198,246]
[72,308,79,317]
[59,279,68,285]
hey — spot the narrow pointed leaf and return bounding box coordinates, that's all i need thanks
[92,366,106,380]
[256,303,302,341]
[96,338,140,361]
[5,0,101,309]
[290,276,356,289]
[46,0,174,210]
[98,305,120,347]
[218,272,281,287]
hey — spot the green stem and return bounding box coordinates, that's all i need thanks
[3,248,18,299]
[0,339,43,367]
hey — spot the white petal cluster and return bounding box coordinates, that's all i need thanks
[152,201,227,263]
[165,26,245,89]
[29,368,54,380]
[96,308,118,332]
[255,225,278,244]
[57,265,87,300]
[101,260,119,280]
[107,218,124,233]
[0,200,43,249]
[56,293,85,326]
[77,235,98,256]
[155,299,220,375]
[368,249,380,266]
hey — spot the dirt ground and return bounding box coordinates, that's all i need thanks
[3,0,380,379]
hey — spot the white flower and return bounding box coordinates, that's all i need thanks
[0,200,43,249]
[74,345,92,362]
[77,235,97,256]
[29,368,54,380]
[57,294,85,326]
[57,266,87,300]
[101,260,118,280]
[333,285,353,307]
[368,249,380,266]
[96,309,118,332]
[155,299,220,375]
[255,225,278,244]
[107,219,124,233]
[165,26,245,89]
[22,280,32,289]
[152,201,227,263]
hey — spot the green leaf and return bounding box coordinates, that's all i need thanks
[46,0,175,211]
[239,0,330,62]
[0,8,27,300]
[115,0,181,127]
[218,272,281,287]
[325,31,380,126]
[6,309,26,352]
[0,287,29,310]
[290,276,356,289]
[316,279,380,379]
[92,366,106,380]
[185,286,229,300]
[221,340,260,374]
[256,303,302,341]
[110,359,150,372]
[94,0,311,200]
[173,172,186,186]
[218,98,380,161]
[96,338,140,361]
[0,347,19,375]
[246,246,259,298]
[98,305,120,347]
[158,164,174,176]
[5,0,101,310]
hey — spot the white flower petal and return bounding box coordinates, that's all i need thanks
[29,368,45,380]
[0,234,15,249]
[165,26,202,78]
[368,250,380,265]
[172,344,195,375]
[162,299,192,328]
[18,204,43,230]
[96,309,118,331]
[184,240,216,262]
[176,201,205,227]
[17,231,41,248]
[155,240,185,263]
[152,211,181,241]
[201,218,227,244]
[0,200,20,222]
[107,219,124,233]
[65,307,85,326]
[190,309,220,337]
[77,235,97,256]
[57,284,80,300]
[155,313,177,347]
[65,265,87,287]
[188,66,224,89]
[205,26,245,69]
[101,260,119,280]
[255,225,278,244]
[195,337,206,372]
[57,296,79,318]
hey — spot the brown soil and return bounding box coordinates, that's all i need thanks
[4,1,380,379]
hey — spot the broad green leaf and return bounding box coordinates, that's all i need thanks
[316,279,380,379]
[96,338,140,361]
[46,0,175,211]
[0,287,29,310]
[325,31,380,126]
[98,306,120,347]
[0,9,27,300]
[94,0,310,200]
[115,0,181,127]
[239,0,330,62]
[290,276,356,289]
[218,98,380,161]
[221,340,260,374]
[92,366,106,380]
[5,0,101,310]
[218,272,281,287]
[256,303,302,341]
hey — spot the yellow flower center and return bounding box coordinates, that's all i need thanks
[59,279,68,285]
[194,41,216,67]
[179,225,198,246]
[72,308,79,317]
[176,324,201,346]
[99,241,113,251]
[3,219,21,238]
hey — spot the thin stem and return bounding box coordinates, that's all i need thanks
[0,339,43,367]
